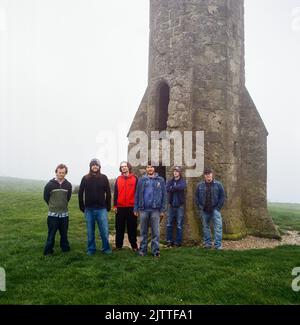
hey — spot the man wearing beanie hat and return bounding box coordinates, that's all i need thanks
[78,158,112,255]
[166,166,187,247]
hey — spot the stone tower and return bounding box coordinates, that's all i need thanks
[128,0,280,242]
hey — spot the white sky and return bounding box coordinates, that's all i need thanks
[0,0,299,203]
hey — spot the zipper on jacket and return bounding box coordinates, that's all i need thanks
[124,176,127,207]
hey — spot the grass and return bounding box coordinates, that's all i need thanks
[0,179,300,304]
[0,176,45,192]
[268,202,300,232]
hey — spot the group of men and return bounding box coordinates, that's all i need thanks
[43,159,226,257]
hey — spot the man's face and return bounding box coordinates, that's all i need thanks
[56,168,66,181]
[91,164,100,173]
[204,173,213,183]
[146,165,155,176]
[120,163,129,174]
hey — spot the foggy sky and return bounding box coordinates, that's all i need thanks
[0,0,300,203]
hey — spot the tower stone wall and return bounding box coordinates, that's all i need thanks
[128,0,280,242]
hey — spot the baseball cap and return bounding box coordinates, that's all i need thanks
[203,167,213,175]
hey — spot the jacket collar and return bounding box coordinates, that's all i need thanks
[203,179,216,185]
[51,178,67,186]
[143,173,159,180]
[120,173,133,179]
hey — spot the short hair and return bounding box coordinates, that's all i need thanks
[119,161,132,173]
[55,164,68,174]
[146,161,156,171]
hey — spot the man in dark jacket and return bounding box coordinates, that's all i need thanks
[166,166,187,247]
[113,161,138,251]
[195,167,225,250]
[78,159,112,255]
[43,164,72,255]
[134,162,167,257]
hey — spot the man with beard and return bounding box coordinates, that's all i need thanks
[78,159,112,255]
[113,161,138,251]
[134,162,167,258]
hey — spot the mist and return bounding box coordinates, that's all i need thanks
[0,0,299,203]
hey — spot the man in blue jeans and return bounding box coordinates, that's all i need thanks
[134,163,167,258]
[195,167,225,250]
[166,166,187,247]
[78,159,112,255]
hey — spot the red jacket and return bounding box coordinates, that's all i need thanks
[113,174,137,208]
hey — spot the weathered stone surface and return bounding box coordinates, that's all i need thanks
[128,0,280,243]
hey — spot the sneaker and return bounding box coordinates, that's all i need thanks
[215,247,223,251]
[132,247,138,252]
[153,251,160,258]
[166,242,173,248]
[138,251,146,256]
[113,247,122,251]
[174,243,181,248]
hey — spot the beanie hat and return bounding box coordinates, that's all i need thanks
[89,158,101,168]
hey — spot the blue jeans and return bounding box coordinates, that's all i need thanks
[139,210,160,255]
[201,209,223,249]
[84,208,111,254]
[166,206,184,245]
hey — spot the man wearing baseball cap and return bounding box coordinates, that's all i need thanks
[78,159,112,255]
[195,167,225,250]
[166,166,187,247]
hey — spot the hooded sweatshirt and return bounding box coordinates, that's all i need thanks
[78,173,111,211]
[113,173,137,208]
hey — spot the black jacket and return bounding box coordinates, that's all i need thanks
[78,173,111,212]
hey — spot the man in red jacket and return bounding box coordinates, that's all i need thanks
[113,161,138,251]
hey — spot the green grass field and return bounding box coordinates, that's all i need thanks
[1,177,300,305]
[268,202,300,232]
